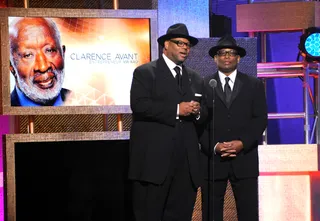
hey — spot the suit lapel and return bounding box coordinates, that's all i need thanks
[156,57,181,94]
[213,72,243,108]
[181,66,191,96]
[213,73,228,107]
[229,73,243,107]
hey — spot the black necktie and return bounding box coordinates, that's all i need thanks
[224,77,232,104]
[174,66,182,89]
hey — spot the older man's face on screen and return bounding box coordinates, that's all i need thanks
[10,18,65,105]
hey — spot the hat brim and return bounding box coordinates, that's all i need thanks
[157,34,198,47]
[208,45,246,58]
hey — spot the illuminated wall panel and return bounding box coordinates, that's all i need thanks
[259,175,311,221]
[259,144,318,172]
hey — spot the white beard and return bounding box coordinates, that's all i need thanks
[17,69,65,105]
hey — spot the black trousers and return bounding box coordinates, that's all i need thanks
[201,178,213,221]
[132,123,198,221]
[202,161,258,221]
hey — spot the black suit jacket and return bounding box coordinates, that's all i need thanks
[200,71,267,180]
[11,87,71,106]
[129,56,207,187]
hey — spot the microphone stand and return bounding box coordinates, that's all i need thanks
[207,78,217,221]
[211,85,215,221]
[207,78,216,221]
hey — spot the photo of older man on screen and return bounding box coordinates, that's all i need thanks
[9,17,70,106]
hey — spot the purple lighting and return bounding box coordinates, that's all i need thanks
[0,116,9,221]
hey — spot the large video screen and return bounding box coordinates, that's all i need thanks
[0,8,158,115]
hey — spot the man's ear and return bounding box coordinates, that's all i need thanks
[62,45,66,54]
[9,62,16,77]
[164,41,169,50]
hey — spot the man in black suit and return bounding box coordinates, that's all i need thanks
[129,23,207,221]
[9,17,71,106]
[200,35,267,221]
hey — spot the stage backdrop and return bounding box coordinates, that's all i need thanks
[184,37,257,78]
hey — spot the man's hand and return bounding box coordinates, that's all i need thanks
[215,140,243,158]
[179,101,200,116]
[190,100,200,115]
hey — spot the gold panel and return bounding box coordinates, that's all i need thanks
[9,0,155,9]
[192,182,238,221]
[224,181,237,221]
[259,175,311,221]
[192,188,202,221]
[16,114,132,133]
[258,144,319,172]
[237,2,320,32]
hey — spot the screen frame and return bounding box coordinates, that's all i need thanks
[0,8,158,115]
[3,131,130,221]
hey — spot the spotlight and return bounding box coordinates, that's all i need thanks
[299,27,320,62]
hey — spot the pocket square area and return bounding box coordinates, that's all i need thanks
[195,93,202,97]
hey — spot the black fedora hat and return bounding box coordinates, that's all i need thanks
[157,23,198,47]
[208,35,246,58]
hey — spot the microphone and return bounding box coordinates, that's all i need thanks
[208,79,217,112]
[209,79,217,88]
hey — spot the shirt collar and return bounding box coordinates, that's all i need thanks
[218,69,237,84]
[162,53,182,72]
[16,86,64,106]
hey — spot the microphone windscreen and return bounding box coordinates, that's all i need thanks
[209,79,217,88]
